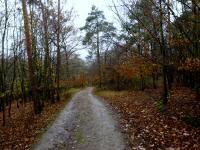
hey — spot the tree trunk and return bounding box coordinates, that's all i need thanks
[21,0,41,114]
[2,98,5,126]
[152,73,157,89]
[159,0,169,105]
[41,1,53,102]
[56,0,61,101]
[0,0,9,126]
[97,22,102,88]
[65,53,70,80]
[192,0,200,100]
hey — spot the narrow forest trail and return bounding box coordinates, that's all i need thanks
[34,88,127,150]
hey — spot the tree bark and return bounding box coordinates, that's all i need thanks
[97,21,102,88]
[41,1,53,101]
[56,0,61,101]
[159,0,169,105]
[1,0,9,126]
[22,0,41,114]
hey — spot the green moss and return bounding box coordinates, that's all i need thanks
[75,128,85,144]
[156,98,166,113]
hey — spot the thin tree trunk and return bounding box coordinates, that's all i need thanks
[41,1,52,101]
[56,0,61,101]
[167,0,172,62]
[2,98,5,126]
[159,0,169,105]
[152,73,157,89]
[97,21,102,88]
[1,0,8,126]
[192,0,200,100]
[65,53,70,80]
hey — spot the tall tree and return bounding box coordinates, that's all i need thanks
[1,0,9,126]
[81,5,115,88]
[56,0,61,101]
[21,0,42,114]
[40,0,52,101]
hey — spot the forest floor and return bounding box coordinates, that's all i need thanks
[0,88,80,150]
[96,86,200,149]
[35,87,127,150]
[1,86,200,150]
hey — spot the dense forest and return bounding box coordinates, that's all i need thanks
[85,0,200,100]
[0,0,87,126]
[0,0,199,149]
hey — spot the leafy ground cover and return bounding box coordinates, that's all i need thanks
[0,88,80,150]
[96,86,200,149]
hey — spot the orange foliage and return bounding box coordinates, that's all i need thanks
[178,57,200,72]
[115,56,161,79]
[170,38,191,46]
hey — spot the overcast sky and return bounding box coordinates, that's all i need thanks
[67,0,117,28]
[65,0,119,59]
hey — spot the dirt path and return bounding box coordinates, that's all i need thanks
[34,88,127,150]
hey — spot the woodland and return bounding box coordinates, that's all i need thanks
[0,0,200,149]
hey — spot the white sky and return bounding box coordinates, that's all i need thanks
[65,0,119,59]
[66,0,117,28]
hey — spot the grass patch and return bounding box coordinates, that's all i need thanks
[94,89,127,98]
[67,88,81,94]
[62,88,81,100]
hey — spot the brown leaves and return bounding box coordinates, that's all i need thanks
[114,56,161,80]
[98,87,200,149]
[178,57,200,71]
[0,94,71,150]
